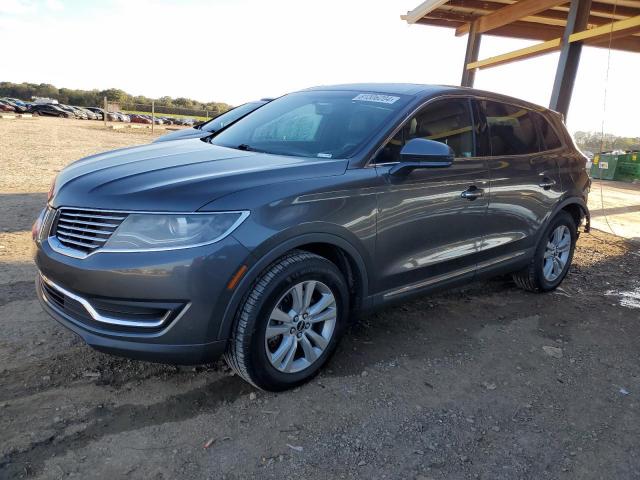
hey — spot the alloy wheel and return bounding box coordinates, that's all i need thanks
[264,280,337,373]
[543,225,571,282]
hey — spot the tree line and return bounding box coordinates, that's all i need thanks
[574,131,640,154]
[0,82,233,116]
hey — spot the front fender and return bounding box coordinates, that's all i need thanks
[216,230,371,341]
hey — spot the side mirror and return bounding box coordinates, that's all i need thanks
[389,138,454,176]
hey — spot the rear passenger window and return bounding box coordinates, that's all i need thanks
[532,113,562,150]
[483,101,540,156]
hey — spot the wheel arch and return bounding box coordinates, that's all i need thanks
[539,197,590,242]
[216,232,370,341]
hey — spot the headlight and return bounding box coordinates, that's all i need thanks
[103,211,249,251]
[48,175,57,202]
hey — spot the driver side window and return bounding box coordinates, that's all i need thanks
[375,98,475,163]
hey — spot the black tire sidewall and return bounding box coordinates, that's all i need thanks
[245,256,348,390]
[534,211,577,291]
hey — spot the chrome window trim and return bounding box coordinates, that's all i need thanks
[39,273,178,328]
[47,208,250,259]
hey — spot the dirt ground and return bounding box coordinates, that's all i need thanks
[1,117,640,479]
[589,179,640,242]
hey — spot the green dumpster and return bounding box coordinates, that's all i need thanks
[614,151,640,181]
[591,153,619,180]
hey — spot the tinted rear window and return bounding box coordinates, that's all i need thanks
[532,112,563,150]
[483,101,540,156]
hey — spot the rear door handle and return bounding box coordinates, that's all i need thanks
[460,186,484,200]
[539,178,557,190]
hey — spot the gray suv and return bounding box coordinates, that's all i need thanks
[33,84,590,390]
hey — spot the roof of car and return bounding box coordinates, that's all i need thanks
[301,83,552,114]
[303,83,449,96]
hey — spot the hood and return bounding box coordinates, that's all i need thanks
[152,127,205,143]
[51,138,348,211]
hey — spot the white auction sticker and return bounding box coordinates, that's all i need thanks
[352,94,400,104]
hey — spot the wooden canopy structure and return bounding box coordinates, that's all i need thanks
[402,0,640,117]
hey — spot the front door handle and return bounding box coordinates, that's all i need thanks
[539,178,557,190]
[461,186,484,200]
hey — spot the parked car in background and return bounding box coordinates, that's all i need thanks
[56,105,87,119]
[114,112,131,122]
[86,107,117,121]
[153,99,271,143]
[29,104,73,118]
[5,97,26,106]
[0,100,16,112]
[129,114,152,124]
[74,107,98,120]
[33,84,590,390]
[1,99,28,113]
[69,106,90,119]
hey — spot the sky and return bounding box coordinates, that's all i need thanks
[1,0,638,136]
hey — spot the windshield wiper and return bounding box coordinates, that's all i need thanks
[236,144,269,153]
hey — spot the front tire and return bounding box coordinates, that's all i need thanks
[224,250,349,391]
[513,210,577,292]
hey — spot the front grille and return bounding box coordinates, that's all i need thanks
[53,208,128,254]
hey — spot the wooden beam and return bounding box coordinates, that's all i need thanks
[402,0,450,24]
[568,13,640,42]
[466,38,562,70]
[490,21,565,39]
[464,13,640,71]
[415,17,465,29]
[590,34,640,51]
[455,0,570,36]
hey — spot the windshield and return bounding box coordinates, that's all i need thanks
[199,101,266,132]
[209,91,410,159]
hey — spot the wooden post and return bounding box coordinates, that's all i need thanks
[461,22,482,88]
[151,100,155,134]
[103,96,107,126]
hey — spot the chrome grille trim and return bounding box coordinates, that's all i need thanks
[56,229,109,242]
[57,211,127,221]
[57,219,122,229]
[39,273,172,328]
[53,207,128,255]
[55,224,114,235]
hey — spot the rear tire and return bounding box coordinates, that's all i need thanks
[513,210,577,292]
[224,250,349,391]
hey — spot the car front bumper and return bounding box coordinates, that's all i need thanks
[34,233,251,364]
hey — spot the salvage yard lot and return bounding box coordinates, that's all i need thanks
[1,117,639,479]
